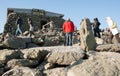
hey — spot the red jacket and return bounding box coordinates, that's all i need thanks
[63,21,75,33]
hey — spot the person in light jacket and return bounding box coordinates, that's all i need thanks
[27,18,34,37]
[106,17,120,43]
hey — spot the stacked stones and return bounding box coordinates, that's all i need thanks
[4,12,64,35]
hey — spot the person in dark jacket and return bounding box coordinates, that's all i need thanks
[16,16,23,35]
[92,18,101,38]
[63,18,75,46]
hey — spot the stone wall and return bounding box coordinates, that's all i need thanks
[4,12,65,35]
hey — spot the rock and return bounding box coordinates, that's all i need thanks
[0,68,4,76]
[45,46,85,65]
[80,18,97,51]
[26,43,39,48]
[0,49,22,62]
[95,37,104,44]
[46,30,56,36]
[67,52,120,76]
[44,68,66,76]
[19,36,32,43]
[2,67,43,76]
[2,37,26,49]
[44,63,55,70]
[0,62,5,68]
[7,59,39,68]
[43,36,60,46]
[22,48,48,61]
[23,31,29,36]
[96,44,120,52]
[32,38,44,45]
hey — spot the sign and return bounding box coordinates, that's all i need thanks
[32,9,45,16]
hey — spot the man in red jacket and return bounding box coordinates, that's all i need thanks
[63,18,75,46]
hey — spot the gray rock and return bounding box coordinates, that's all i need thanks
[7,59,39,68]
[22,48,48,60]
[32,37,44,45]
[2,37,26,49]
[96,44,120,52]
[2,67,43,76]
[43,36,60,46]
[80,18,97,51]
[45,46,85,65]
[67,52,120,76]
[27,43,39,48]
[0,68,4,76]
[95,37,104,44]
[44,68,66,76]
[0,49,22,62]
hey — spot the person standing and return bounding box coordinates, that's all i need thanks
[92,18,101,38]
[49,21,55,30]
[106,17,120,43]
[27,18,34,37]
[16,16,23,36]
[63,18,75,46]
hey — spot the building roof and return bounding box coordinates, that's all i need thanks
[7,8,64,18]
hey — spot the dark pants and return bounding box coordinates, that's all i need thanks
[29,31,34,37]
[94,28,101,38]
[65,32,73,46]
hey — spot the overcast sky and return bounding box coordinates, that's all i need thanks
[0,0,120,33]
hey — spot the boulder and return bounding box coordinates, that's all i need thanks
[26,43,39,48]
[0,68,4,76]
[2,67,43,76]
[67,52,120,76]
[96,44,120,52]
[45,46,85,65]
[44,68,66,76]
[2,37,26,49]
[46,30,56,36]
[0,49,22,62]
[7,59,39,68]
[43,36,60,46]
[32,38,44,45]
[80,18,96,51]
[22,48,48,61]
[95,37,104,44]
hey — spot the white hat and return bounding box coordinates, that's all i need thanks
[106,16,112,20]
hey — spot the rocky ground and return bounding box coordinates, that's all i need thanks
[0,44,120,76]
[0,14,120,76]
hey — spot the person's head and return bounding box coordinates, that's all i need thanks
[27,18,32,21]
[94,18,98,22]
[106,17,113,23]
[18,16,21,18]
[66,18,71,21]
[106,17,114,26]
[50,21,54,23]
[106,17,112,21]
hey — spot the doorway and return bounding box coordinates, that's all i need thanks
[40,20,47,29]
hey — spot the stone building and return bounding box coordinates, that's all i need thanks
[4,8,65,34]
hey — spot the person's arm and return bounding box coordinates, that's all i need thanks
[15,18,18,25]
[62,23,65,32]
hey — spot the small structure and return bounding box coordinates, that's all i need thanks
[4,8,65,34]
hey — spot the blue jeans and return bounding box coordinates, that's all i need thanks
[65,32,73,46]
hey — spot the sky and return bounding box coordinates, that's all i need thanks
[0,0,120,33]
